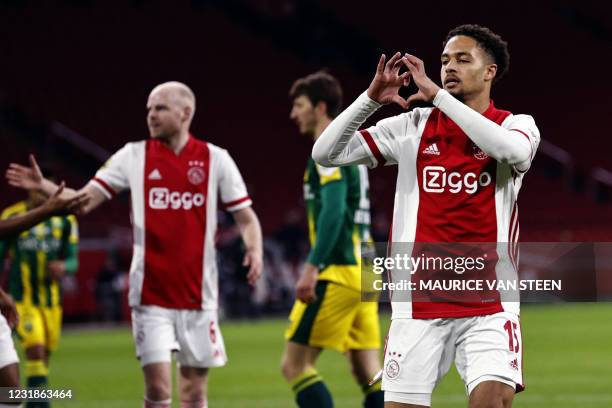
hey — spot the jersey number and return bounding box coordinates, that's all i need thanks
[503,320,520,353]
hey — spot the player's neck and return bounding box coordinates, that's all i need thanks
[312,117,332,141]
[162,131,190,155]
[463,92,491,114]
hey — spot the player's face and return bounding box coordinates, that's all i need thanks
[290,95,317,137]
[440,35,495,100]
[146,90,185,140]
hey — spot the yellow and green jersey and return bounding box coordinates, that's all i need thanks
[0,201,79,307]
[303,158,371,290]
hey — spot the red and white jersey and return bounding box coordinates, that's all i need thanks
[359,101,540,319]
[89,136,251,310]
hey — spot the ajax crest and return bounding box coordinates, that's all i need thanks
[472,145,488,160]
[188,166,206,185]
[385,359,400,379]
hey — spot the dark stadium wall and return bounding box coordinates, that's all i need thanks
[0,0,610,239]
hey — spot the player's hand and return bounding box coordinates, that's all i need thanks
[0,290,18,329]
[401,54,442,107]
[48,260,67,281]
[243,248,263,286]
[296,263,319,304]
[6,154,44,192]
[367,52,411,109]
[41,182,90,215]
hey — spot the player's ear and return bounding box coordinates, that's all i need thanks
[315,101,328,118]
[484,64,497,83]
[183,105,193,122]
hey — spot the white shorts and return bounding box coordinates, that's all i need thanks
[0,314,19,370]
[383,311,523,403]
[131,306,227,368]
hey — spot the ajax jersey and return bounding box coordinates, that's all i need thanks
[90,136,251,310]
[359,101,540,318]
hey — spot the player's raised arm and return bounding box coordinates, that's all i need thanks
[312,52,411,167]
[402,53,539,166]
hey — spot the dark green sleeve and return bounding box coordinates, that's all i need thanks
[307,180,347,268]
[62,216,79,274]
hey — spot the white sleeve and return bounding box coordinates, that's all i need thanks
[218,150,252,212]
[88,143,132,199]
[433,89,537,166]
[312,91,412,168]
[501,114,541,173]
[358,110,416,166]
[312,91,382,167]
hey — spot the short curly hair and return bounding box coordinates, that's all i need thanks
[443,24,510,83]
[289,71,343,118]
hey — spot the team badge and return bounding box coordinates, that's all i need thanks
[472,144,488,160]
[187,166,206,185]
[385,359,400,379]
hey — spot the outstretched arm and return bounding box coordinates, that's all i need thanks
[0,183,88,239]
[312,52,411,167]
[6,155,107,215]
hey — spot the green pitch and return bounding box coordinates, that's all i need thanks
[30,303,612,407]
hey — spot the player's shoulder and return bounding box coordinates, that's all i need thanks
[112,140,147,157]
[1,201,27,220]
[203,140,227,157]
[123,139,147,150]
[501,112,539,130]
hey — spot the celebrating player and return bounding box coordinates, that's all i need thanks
[312,25,540,407]
[7,81,263,408]
[0,183,86,407]
[281,72,383,408]
[1,172,80,408]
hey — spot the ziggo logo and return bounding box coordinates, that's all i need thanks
[148,188,205,210]
[423,166,491,194]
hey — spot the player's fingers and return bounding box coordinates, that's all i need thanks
[6,171,22,183]
[8,163,29,173]
[404,54,423,71]
[392,57,404,73]
[402,56,418,73]
[391,95,410,110]
[242,252,250,267]
[400,71,411,86]
[29,154,41,173]
[53,181,66,197]
[309,289,317,304]
[248,266,262,286]
[376,54,386,74]
[385,52,401,73]
[406,91,425,107]
[296,287,306,303]
[67,194,89,212]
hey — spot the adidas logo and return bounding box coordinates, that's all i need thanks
[423,143,440,155]
[148,169,162,180]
